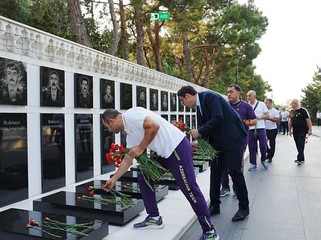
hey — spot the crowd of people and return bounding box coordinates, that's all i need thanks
[101,84,313,240]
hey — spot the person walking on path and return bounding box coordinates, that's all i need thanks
[288,99,313,165]
[316,110,321,127]
[177,85,250,222]
[102,107,219,240]
[247,90,270,171]
[220,84,256,198]
[280,107,289,134]
[265,98,280,163]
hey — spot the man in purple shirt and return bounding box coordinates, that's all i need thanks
[220,84,256,198]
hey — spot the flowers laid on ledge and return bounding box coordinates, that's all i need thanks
[244,119,256,126]
[173,119,217,159]
[106,143,168,183]
[25,217,92,238]
[78,185,134,207]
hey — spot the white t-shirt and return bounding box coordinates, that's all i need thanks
[265,107,279,130]
[123,107,185,158]
[280,110,289,122]
[249,100,268,130]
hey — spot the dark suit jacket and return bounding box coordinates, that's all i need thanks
[197,91,248,152]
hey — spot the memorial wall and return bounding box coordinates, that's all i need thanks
[0,16,207,208]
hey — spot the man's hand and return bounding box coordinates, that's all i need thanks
[128,147,144,158]
[189,129,200,138]
[103,178,116,192]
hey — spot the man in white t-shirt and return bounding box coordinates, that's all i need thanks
[317,110,321,127]
[102,107,218,240]
[265,98,280,162]
[247,90,269,171]
[280,107,289,134]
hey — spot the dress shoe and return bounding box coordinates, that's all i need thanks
[209,206,220,215]
[232,208,249,222]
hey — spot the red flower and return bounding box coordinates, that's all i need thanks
[173,119,190,132]
[87,186,94,191]
[105,143,128,168]
[88,191,94,196]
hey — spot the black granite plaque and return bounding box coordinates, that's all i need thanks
[112,170,180,190]
[40,67,65,107]
[120,83,132,109]
[74,74,93,108]
[0,208,108,240]
[33,191,144,225]
[150,88,158,111]
[193,160,209,172]
[100,79,115,109]
[75,114,93,182]
[160,91,168,111]
[76,180,168,202]
[170,115,177,124]
[0,113,28,207]
[0,57,27,105]
[161,114,168,121]
[41,114,65,193]
[178,98,185,112]
[170,93,177,111]
[100,114,115,174]
[136,86,146,108]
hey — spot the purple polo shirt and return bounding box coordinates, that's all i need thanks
[229,100,256,120]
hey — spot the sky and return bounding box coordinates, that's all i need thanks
[238,0,321,105]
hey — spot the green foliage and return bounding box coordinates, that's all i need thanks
[0,0,31,23]
[301,71,321,124]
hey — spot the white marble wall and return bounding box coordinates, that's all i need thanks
[0,16,206,206]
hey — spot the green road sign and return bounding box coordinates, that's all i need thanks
[150,12,170,21]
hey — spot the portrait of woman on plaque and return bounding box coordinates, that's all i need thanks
[161,91,168,111]
[100,79,115,109]
[136,86,146,108]
[150,88,158,111]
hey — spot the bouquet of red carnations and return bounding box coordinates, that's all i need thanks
[106,143,168,183]
[173,119,217,159]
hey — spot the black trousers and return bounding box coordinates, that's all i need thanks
[266,128,278,160]
[210,139,249,210]
[293,131,307,161]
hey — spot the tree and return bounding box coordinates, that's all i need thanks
[67,0,92,47]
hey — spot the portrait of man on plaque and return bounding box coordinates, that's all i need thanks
[120,83,132,110]
[0,57,27,105]
[136,86,146,108]
[170,93,177,112]
[150,88,158,111]
[41,67,65,107]
[161,91,168,111]
[75,74,93,108]
[100,79,115,109]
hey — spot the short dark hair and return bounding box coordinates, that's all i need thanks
[102,109,121,123]
[228,84,241,92]
[265,98,273,103]
[177,86,197,97]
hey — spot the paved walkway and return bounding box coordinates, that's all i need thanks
[181,126,321,240]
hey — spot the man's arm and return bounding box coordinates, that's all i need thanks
[306,118,313,135]
[128,116,159,158]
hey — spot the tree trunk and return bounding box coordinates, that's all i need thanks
[146,21,163,71]
[67,0,91,47]
[134,8,145,66]
[182,31,194,82]
[119,0,129,60]
[107,0,119,56]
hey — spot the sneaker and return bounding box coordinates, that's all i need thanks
[133,215,164,229]
[248,165,257,171]
[220,188,230,197]
[261,161,269,170]
[199,230,219,240]
[294,160,300,164]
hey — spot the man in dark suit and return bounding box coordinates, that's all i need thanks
[42,70,64,107]
[177,85,250,222]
